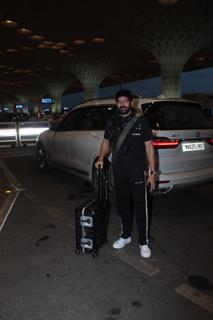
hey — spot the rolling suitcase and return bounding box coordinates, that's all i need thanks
[75,167,111,257]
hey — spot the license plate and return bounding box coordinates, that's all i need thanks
[182,142,205,152]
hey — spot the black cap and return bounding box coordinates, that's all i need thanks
[115,89,133,102]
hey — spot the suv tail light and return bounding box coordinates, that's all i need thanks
[156,180,170,184]
[206,138,213,145]
[152,137,180,149]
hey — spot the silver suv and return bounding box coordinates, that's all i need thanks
[36,97,213,194]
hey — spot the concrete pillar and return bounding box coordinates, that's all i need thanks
[68,56,115,100]
[40,75,74,112]
[27,85,46,113]
[132,2,213,97]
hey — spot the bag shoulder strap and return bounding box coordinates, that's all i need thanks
[112,112,142,164]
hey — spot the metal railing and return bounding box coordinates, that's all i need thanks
[0,121,50,147]
[0,122,18,147]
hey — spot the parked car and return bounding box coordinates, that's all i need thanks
[36,97,213,194]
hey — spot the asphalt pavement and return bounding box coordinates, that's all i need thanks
[0,147,213,320]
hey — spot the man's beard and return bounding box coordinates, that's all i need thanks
[118,106,131,115]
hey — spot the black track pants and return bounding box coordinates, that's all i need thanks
[113,169,149,245]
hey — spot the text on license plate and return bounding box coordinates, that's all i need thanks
[182,142,205,152]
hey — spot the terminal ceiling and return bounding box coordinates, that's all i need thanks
[0,0,213,95]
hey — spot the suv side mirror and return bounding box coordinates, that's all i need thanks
[49,120,60,131]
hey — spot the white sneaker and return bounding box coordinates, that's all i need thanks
[113,237,131,249]
[139,244,151,258]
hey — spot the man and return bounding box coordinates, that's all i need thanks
[95,89,156,258]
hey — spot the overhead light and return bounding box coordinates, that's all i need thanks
[0,51,4,54]
[45,67,53,71]
[6,48,18,53]
[0,65,7,68]
[41,41,54,45]
[21,46,34,51]
[28,72,37,76]
[92,37,105,44]
[16,28,32,35]
[14,69,24,73]
[30,35,44,41]
[51,45,60,50]
[149,59,158,64]
[59,49,71,54]
[56,42,67,47]
[3,71,11,74]
[73,39,85,45]
[1,20,18,28]
[37,44,50,49]
[23,69,32,73]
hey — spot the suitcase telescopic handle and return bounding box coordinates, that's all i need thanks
[97,166,104,204]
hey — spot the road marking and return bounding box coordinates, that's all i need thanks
[0,159,23,232]
[175,283,213,314]
[0,159,23,190]
[112,249,160,276]
[0,189,20,232]
[0,158,69,221]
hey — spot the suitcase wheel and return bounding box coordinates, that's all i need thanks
[92,252,98,258]
[75,249,81,255]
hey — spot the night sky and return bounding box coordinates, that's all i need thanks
[62,67,213,108]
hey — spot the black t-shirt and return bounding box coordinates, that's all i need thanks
[104,109,153,174]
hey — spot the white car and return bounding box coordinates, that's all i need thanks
[36,97,213,194]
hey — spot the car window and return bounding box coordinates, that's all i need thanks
[57,108,85,131]
[57,105,116,131]
[79,107,111,130]
[141,101,213,130]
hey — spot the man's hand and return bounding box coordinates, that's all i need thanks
[145,140,156,192]
[95,158,104,169]
[95,138,111,170]
[147,174,156,192]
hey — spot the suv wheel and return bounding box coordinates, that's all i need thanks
[36,145,50,171]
